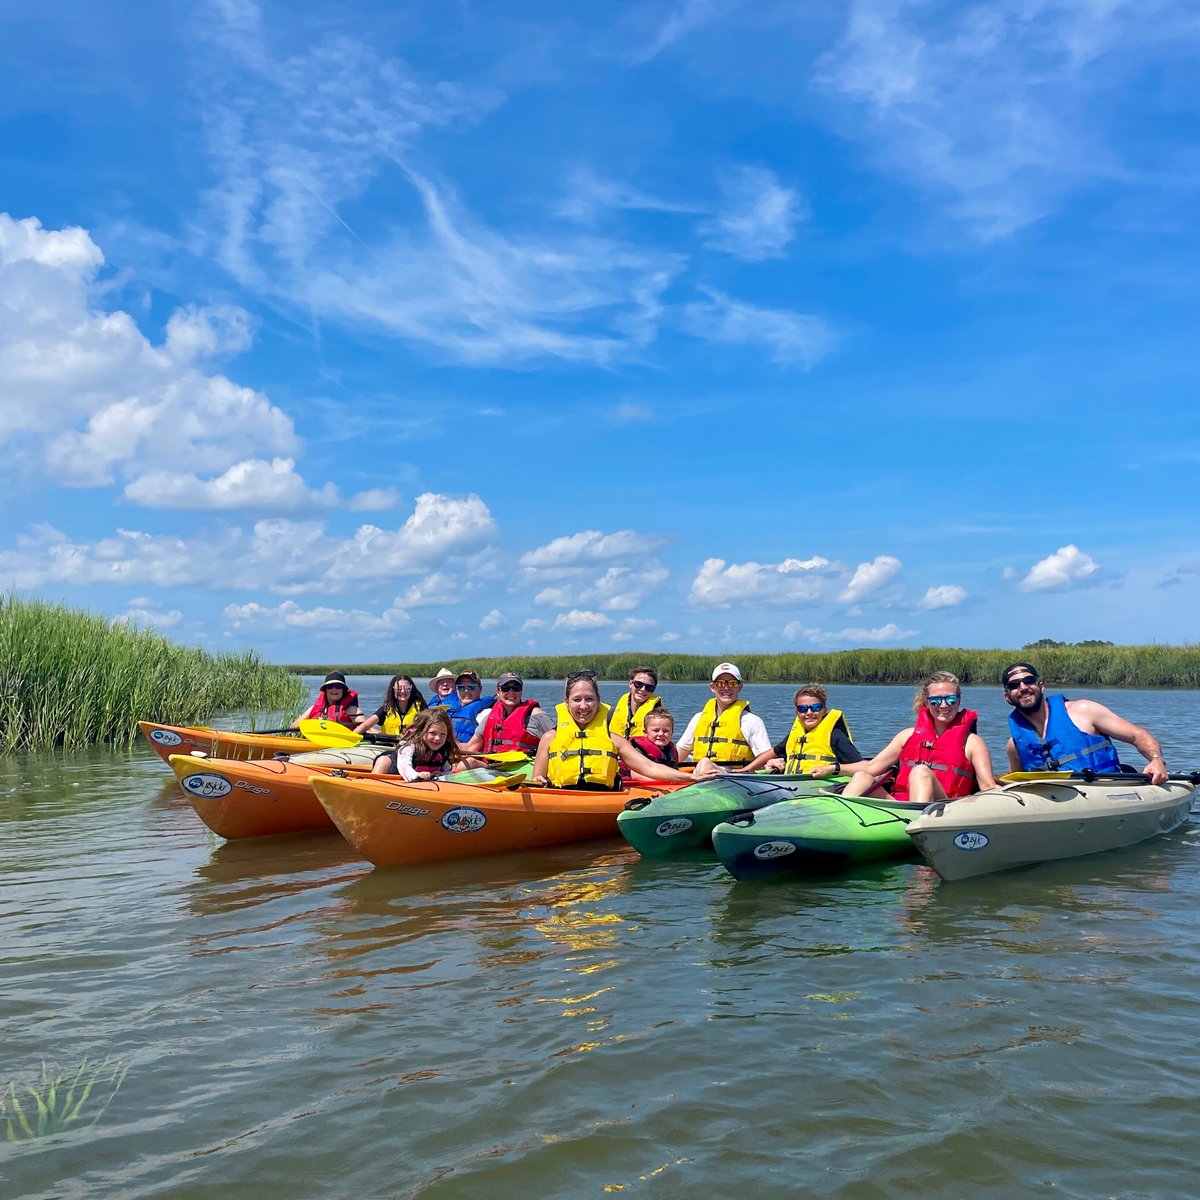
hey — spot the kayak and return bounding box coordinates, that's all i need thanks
[617,773,851,855]
[310,774,676,867]
[711,791,921,881]
[140,720,316,764]
[170,750,533,841]
[905,775,1197,881]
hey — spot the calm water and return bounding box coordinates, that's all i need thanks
[4,680,1200,1199]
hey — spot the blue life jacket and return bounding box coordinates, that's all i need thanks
[440,695,494,742]
[1008,693,1122,773]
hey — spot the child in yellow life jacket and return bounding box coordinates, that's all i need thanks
[744,684,871,777]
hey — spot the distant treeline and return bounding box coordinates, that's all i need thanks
[2,595,306,752]
[285,644,1200,689]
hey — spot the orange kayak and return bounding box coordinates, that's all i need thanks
[310,774,678,867]
[141,720,317,764]
[168,746,382,839]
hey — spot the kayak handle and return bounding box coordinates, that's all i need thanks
[623,797,651,811]
[726,809,757,827]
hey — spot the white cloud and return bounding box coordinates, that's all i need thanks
[815,0,1197,238]
[223,599,409,632]
[115,605,183,630]
[699,166,805,261]
[348,487,399,512]
[2,492,497,595]
[398,571,466,608]
[553,609,614,631]
[521,529,668,570]
[688,555,839,608]
[681,288,836,367]
[614,403,653,423]
[920,584,968,610]
[783,620,917,645]
[124,458,338,512]
[479,608,505,630]
[1019,544,1100,592]
[840,555,902,602]
[519,618,546,632]
[534,587,575,608]
[626,0,717,65]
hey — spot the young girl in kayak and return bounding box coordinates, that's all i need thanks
[355,675,426,735]
[841,671,996,805]
[531,672,714,790]
[372,708,477,779]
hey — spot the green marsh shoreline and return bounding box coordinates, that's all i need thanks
[286,645,1200,690]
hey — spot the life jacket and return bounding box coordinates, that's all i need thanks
[445,695,493,742]
[784,709,850,774]
[690,699,753,766]
[306,688,360,726]
[379,703,423,736]
[893,707,979,801]
[629,735,679,767]
[607,692,663,739]
[412,740,453,775]
[481,699,542,754]
[547,703,620,789]
[1008,694,1122,773]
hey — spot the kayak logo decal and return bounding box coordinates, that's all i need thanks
[953,831,989,851]
[441,807,487,833]
[385,800,431,818]
[656,817,694,838]
[234,780,271,796]
[150,729,182,746]
[181,772,232,799]
[752,840,796,860]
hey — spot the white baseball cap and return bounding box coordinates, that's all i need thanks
[711,662,743,682]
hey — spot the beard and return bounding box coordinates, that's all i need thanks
[1009,689,1044,714]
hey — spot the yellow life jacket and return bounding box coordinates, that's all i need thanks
[607,691,663,739]
[690,699,752,766]
[784,708,850,774]
[548,702,620,789]
[380,705,422,736]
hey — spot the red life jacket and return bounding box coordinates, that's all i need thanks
[893,707,978,801]
[481,699,541,753]
[306,688,360,725]
[412,742,453,774]
[622,735,679,780]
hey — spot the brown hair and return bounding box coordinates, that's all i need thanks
[628,665,658,686]
[398,707,464,762]
[792,683,828,707]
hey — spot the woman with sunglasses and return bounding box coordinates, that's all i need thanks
[745,683,870,777]
[291,671,361,729]
[463,672,554,755]
[531,671,716,789]
[841,670,996,805]
[354,674,426,735]
[607,666,663,739]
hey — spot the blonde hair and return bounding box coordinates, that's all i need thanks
[643,709,675,733]
[914,671,960,718]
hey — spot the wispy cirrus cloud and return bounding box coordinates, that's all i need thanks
[681,287,836,367]
[699,165,806,261]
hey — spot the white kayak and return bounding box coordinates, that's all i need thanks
[905,773,1197,881]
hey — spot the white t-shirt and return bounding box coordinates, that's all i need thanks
[394,745,451,781]
[677,707,771,758]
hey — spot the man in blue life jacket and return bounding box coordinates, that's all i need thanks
[442,669,495,742]
[1001,662,1168,785]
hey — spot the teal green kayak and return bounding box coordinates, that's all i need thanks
[444,759,533,787]
[711,793,922,881]
[616,774,850,856]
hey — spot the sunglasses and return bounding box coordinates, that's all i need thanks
[927,694,960,707]
[323,684,345,691]
[713,679,741,688]
[498,682,522,693]
[456,683,480,692]
[795,702,825,714]
[1005,676,1039,692]
[630,680,655,691]
[566,669,597,682]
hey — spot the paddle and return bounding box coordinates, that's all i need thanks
[296,720,530,762]
[1001,769,1200,784]
[194,724,302,736]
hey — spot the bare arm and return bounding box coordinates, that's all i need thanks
[966,734,997,791]
[354,713,380,733]
[1006,736,1021,773]
[858,729,912,778]
[1070,699,1167,781]
[613,734,694,783]
[745,747,781,772]
[531,730,555,784]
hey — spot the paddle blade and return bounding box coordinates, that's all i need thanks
[478,751,532,764]
[298,719,363,748]
[1000,770,1072,782]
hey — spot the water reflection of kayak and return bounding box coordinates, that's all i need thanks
[617,773,850,857]
[711,793,920,881]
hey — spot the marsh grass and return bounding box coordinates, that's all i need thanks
[2,1056,130,1140]
[291,646,1200,689]
[1,594,305,752]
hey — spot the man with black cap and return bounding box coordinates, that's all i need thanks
[463,672,554,755]
[292,671,361,729]
[1001,661,1168,785]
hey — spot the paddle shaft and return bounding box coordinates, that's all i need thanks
[1002,769,1200,784]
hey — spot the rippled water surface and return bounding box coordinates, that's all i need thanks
[4,681,1199,1198]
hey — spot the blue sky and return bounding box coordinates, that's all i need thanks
[2,0,1198,661]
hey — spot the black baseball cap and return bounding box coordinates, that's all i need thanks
[1001,662,1040,686]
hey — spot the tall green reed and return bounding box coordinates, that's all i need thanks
[0,594,305,752]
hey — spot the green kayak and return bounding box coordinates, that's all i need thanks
[617,774,850,856]
[444,759,533,787]
[711,793,923,881]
